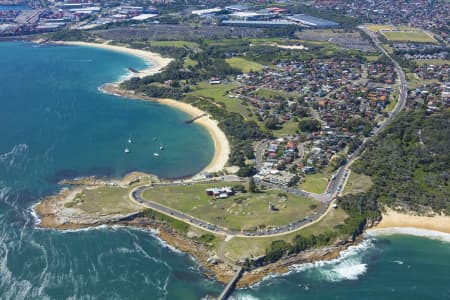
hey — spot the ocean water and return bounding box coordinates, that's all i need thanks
[0,41,220,299]
[1,42,450,300]
[235,234,450,299]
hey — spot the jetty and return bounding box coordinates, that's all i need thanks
[128,67,140,73]
[218,267,243,300]
[185,113,207,124]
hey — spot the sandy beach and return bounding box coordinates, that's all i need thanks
[152,98,230,174]
[370,208,450,234]
[55,41,230,174]
[55,41,173,80]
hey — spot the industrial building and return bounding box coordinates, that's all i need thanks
[286,14,339,28]
[221,19,297,28]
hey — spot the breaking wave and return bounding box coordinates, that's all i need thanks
[231,294,261,300]
[287,238,374,282]
[367,227,450,243]
[0,144,28,167]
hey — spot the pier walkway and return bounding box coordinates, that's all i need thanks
[218,267,243,300]
[185,113,207,123]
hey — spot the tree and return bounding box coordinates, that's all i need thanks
[237,165,256,177]
[298,118,321,132]
[264,117,279,130]
[249,177,256,193]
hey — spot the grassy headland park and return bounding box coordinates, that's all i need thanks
[142,181,320,231]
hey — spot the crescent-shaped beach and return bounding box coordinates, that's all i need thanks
[57,41,230,174]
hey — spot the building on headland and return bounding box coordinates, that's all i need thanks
[209,77,222,84]
[206,187,235,199]
[286,14,339,28]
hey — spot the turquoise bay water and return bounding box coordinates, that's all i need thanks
[0,42,449,299]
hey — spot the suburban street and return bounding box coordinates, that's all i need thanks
[325,25,409,196]
[130,27,408,239]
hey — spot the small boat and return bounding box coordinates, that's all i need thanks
[128,139,132,144]
[124,148,130,153]
[153,153,159,157]
[160,145,164,150]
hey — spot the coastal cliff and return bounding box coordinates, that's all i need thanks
[33,173,359,288]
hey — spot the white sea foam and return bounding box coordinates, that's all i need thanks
[249,239,374,287]
[124,226,184,255]
[0,185,12,202]
[154,235,184,255]
[0,184,20,211]
[132,241,171,269]
[29,206,41,226]
[284,238,374,283]
[0,144,28,166]
[231,294,261,300]
[0,234,51,300]
[53,224,111,233]
[116,247,134,254]
[367,227,450,243]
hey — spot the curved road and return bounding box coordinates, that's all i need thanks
[130,185,335,238]
[326,25,408,196]
[130,28,407,238]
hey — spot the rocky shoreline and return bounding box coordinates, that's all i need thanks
[33,174,358,288]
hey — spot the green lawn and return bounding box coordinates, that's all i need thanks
[247,37,286,45]
[343,172,373,195]
[414,59,450,66]
[188,81,257,119]
[381,30,437,43]
[299,171,330,194]
[222,97,254,119]
[142,182,320,231]
[364,54,381,62]
[384,91,398,112]
[183,57,198,68]
[406,72,439,89]
[189,81,239,102]
[273,120,299,137]
[255,88,296,100]
[65,185,143,215]
[223,207,349,261]
[382,44,395,54]
[226,57,264,73]
[366,24,396,32]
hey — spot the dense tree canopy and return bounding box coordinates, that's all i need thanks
[345,110,450,214]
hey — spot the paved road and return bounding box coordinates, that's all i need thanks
[130,28,407,238]
[359,25,407,117]
[131,185,333,238]
[254,139,270,170]
[327,26,408,196]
